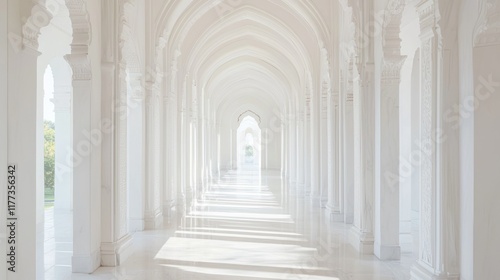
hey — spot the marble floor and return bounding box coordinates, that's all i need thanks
[44,170,417,280]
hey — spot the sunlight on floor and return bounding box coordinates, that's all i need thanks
[43,170,415,279]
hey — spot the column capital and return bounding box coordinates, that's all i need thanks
[65,54,92,81]
[416,0,440,40]
[381,56,407,85]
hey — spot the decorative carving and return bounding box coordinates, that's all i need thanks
[474,0,500,46]
[22,2,53,51]
[66,0,92,53]
[381,56,406,85]
[64,54,92,80]
[420,38,433,267]
[383,0,405,58]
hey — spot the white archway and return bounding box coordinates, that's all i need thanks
[237,116,262,171]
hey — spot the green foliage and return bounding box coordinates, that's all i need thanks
[44,120,56,190]
[245,145,254,157]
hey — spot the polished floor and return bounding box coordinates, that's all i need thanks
[44,170,416,279]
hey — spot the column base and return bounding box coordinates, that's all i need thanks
[325,204,344,222]
[374,242,400,260]
[129,218,145,232]
[145,211,163,230]
[163,200,176,220]
[344,213,354,224]
[349,227,374,254]
[100,234,134,267]
[72,249,100,273]
[310,194,321,205]
[410,261,460,280]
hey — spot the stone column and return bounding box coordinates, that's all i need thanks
[177,81,188,212]
[7,44,42,279]
[128,74,145,232]
[310,91,321,202]
[52,89,72,211]
[288,119,296,184]
[282,122,288,179]
[327,93,343,221]
[145,85,163,229]
[162,91,176,220]
[100,61,133,266]
[320,92,329,206]
[374,56,405,260]
[411,0,460,278]
[64,53,101,273]
[296,112,305,189]
[337,70,346,222]
[344,87,354,224]
[351,59,376,253]
[304,98,311,194]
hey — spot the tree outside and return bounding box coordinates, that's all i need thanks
[44,120,55,208]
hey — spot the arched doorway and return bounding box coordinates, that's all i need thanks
[237,116,261,171]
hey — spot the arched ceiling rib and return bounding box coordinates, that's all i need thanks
[153,0,334,120]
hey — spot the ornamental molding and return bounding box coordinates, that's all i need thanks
[381,56,406,84]
[64,54,92,80]
[416,0,441,40]
[346,93,354,103]
[383,0,406,58]
[22,1,53,51]
[120,0,143,75]
[66,0,92,54]
[474,0,500,47]
[419,38,434,267]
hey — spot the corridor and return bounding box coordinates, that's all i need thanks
[47,171,414,280]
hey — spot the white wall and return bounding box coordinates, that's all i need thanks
[473,43,500,280]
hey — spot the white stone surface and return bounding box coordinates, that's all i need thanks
[44,171,415,280]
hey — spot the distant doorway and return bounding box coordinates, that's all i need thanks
[237,116,261,170]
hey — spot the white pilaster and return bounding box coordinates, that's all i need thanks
[52,90,73,211]
[351,62,376,254]
[374,56,405,261]
[65,53,101,273]
[343,90,354,224]
[310,90,321,202]
[411,0,460,278]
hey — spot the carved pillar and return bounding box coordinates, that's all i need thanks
[304,95,311,195]
[374,56,405,260]
[327,92,342,220]
[128,73,145,232]
[284,118,297,186]
[177,76,188,213]
[169,51,180,210]
[310,87,321,202]
[351,63,376,254]
[64,53,100,273]
[144,82,163,229]
[8,43,42,279]
[344,66,354,224]
[411,0,460,278]
[281,120,288,178]
[350,0,376,255]
[100,59,133,266]
[296,111,305,189]
[320,85,331,207]
[162,92,172,217]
